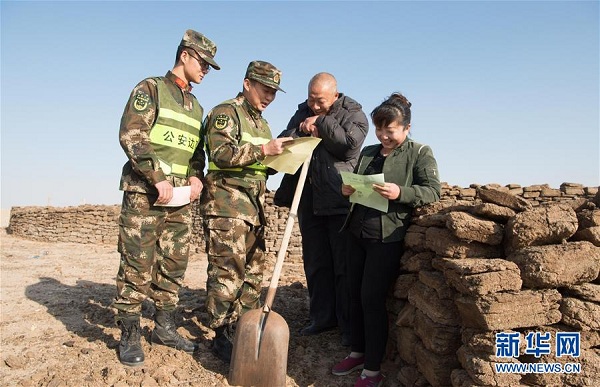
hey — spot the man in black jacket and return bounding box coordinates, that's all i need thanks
[276,73,368,345]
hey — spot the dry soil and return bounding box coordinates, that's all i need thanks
[0,228,399,386]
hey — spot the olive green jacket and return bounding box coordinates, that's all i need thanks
[343,139,441,242]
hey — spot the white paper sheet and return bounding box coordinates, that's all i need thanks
[154,186,191,207]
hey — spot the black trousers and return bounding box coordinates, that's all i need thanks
[347,232,402,371]
[298,208,350,337]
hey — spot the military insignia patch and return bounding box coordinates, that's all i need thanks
[132,91,150,112]
[214,114,229,130]
[273,73,280,84]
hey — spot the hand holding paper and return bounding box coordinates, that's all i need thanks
[262,137,294,156]
[372,182,401,201]
[341,183,356,197]
[262,137,321,175]
[154,186,192,207]
[340,172,388,212]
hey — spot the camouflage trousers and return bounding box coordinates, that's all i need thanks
[113,191,192,317]
[203,216,266,329]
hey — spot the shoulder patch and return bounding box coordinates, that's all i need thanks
[214,114,230,130]
[132,90,150,112]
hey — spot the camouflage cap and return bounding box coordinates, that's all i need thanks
[180,29,220,70]
[245,60,285,92]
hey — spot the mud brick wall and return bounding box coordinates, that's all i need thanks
[8,183,597,250]
[7,205,120,244]
[392,187,600,386]
[441,182,598,206]
[7,193,303,262]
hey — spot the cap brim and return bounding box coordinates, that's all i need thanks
[248,75,285,93]
[199,53,220,70]
[260,82,285,93]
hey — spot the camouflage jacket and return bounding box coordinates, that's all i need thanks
[119,71,205,193]
[200,93,271,226]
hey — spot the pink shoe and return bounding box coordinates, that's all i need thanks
[354,372,384,387]
[331,355,364,376]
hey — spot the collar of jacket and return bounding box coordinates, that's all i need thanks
[237,92,262,119]
[397,137,411,151]
[166,71,192,92]
[325,93,345,115]
[380,137,412,156]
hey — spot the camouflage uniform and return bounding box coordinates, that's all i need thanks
[114,34,218,317]
[200,61,284,330]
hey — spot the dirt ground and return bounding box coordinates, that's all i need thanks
[0,228,400,387]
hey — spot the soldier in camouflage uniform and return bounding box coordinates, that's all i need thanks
[113,29,220,367]
[200,60,292,363]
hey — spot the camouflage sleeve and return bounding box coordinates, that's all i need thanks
[187,139,206,179]
[204,105,263,168]
[118,78,166,185]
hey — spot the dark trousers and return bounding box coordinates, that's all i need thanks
[347,233,402,371]
[298,209,350,336]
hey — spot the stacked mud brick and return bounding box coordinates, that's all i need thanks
[440,182,597,206]
[8,183,597,252]
[262,193,303,266]
[7,205,120,244]
[392,188,600,386]
[7,192,304,262]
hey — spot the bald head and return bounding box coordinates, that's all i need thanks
[309,72,337,92]
[307,72,339,115]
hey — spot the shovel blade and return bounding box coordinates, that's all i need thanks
[229,309,289,387]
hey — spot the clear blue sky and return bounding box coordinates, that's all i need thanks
[1,0,598,209]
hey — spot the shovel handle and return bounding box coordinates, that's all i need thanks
[263,156,311,310]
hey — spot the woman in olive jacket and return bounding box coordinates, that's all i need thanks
[331,93,441,387]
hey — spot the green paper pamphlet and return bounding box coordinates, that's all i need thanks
[340,172,388,212]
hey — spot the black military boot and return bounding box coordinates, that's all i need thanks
[117,316,145,366]
[151,310,197,354]
[212,324,234,363]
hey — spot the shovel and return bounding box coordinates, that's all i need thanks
[229,156,311,387]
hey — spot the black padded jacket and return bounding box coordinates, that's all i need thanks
[275,94,368,216]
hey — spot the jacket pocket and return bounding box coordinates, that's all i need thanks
[205,217,235,231]
[222,176,253,190]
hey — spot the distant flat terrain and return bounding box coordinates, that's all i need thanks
[1,209,9,228]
